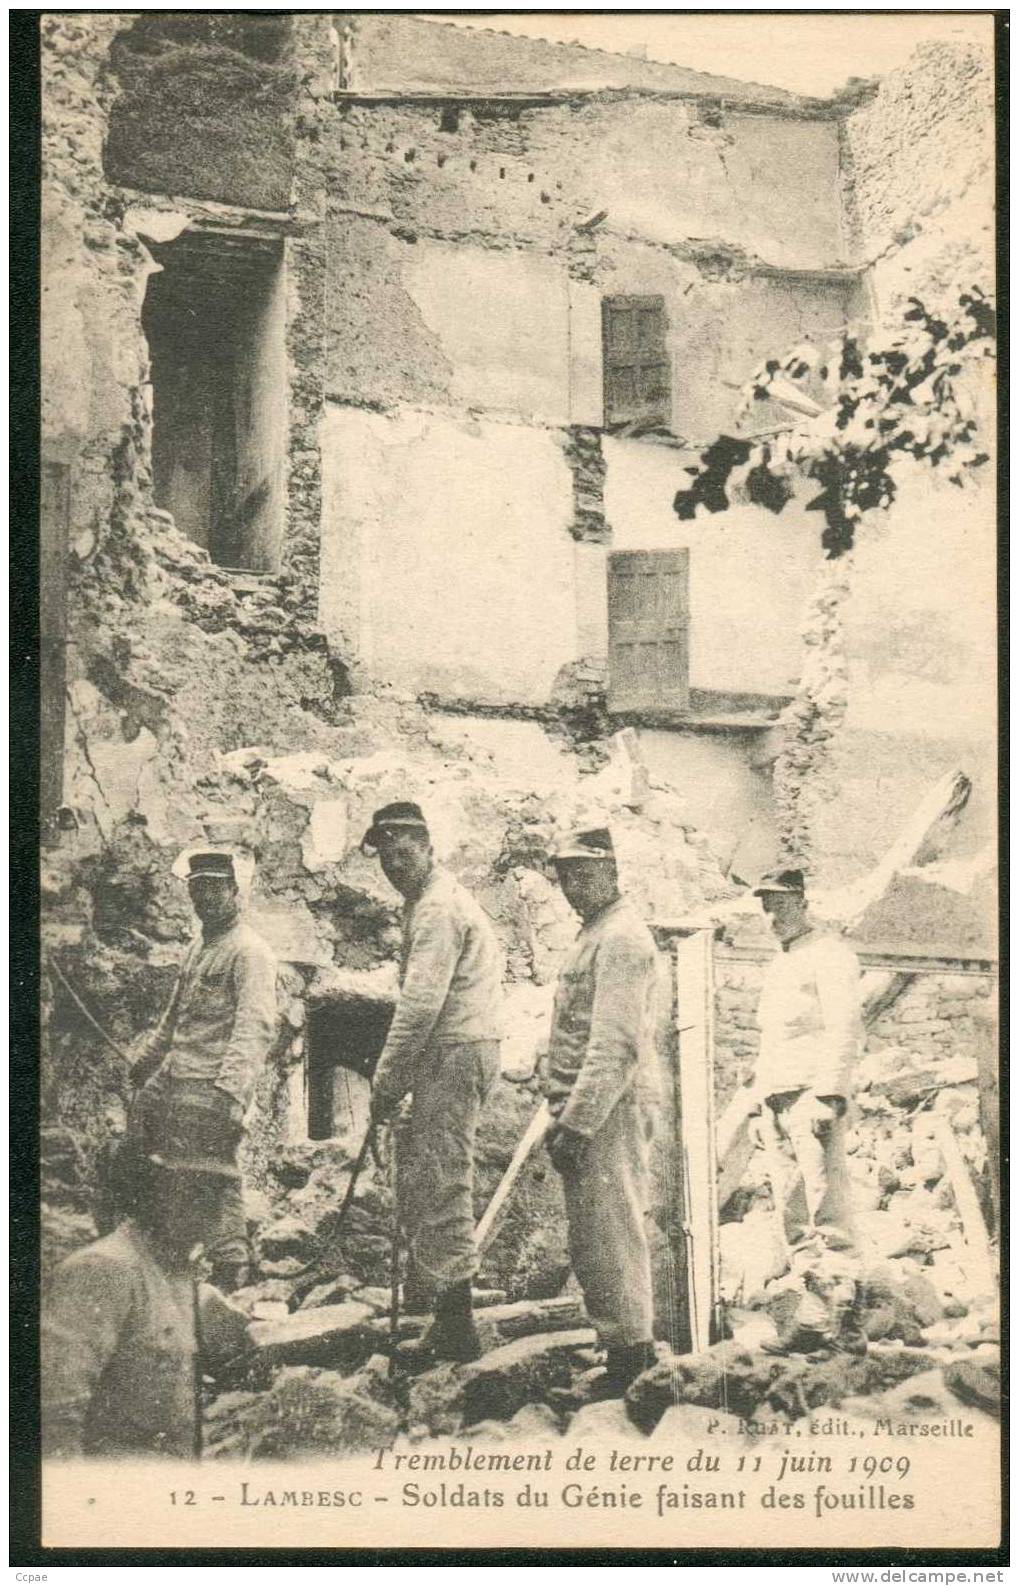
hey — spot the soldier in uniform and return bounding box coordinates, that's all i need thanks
[544,827,659,1396]
[127,848,277,1293]
[42,1143,252,1460]
[364,802,503,1363]
[748,867,867,1354]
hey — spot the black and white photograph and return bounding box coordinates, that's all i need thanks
[24,6,1002,1559]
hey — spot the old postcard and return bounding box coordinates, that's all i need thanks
[33,8,1001,1558]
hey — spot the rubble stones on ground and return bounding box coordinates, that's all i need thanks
[942,1356,1000,1418]
[625,1343,792,1432]
[233,1277,302,1315]
[258,1213,319,1264]
[840,1366,999,1437]
[624,1338,939,1434]
[394,1296,587,1345]
[407,1329,596,1438]
[763,1347,937,1421]
[249,1299,376,1368]
[296,1275,361,1311]
[208,1365,401,1461]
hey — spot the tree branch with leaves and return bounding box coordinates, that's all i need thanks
[674,284,995,870]
[673,286,995,557]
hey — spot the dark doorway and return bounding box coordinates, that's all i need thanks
[142,229,286,572]
[306,998,394,1142]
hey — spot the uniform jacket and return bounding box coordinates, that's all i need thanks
[373,869,503,1107]
[753,929,863,1104]
[137,918,277,1110]
[41,1220,250,1460]
[544,896,658,1138]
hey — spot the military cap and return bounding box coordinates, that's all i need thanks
[753,867,806,896]
[552,826,616,864]
[186,849,238,882]
[361,800,430,854]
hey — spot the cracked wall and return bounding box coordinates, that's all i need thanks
[318,87,857,708]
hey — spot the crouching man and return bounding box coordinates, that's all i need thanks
[748,867,866,1355]
[42,1142,253,1460]
[544,827,659,1397]
[364,802,503,1364]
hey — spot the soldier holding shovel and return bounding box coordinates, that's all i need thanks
[363,802,503,1365]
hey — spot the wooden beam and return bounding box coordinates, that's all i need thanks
[675,930,721,1351]
[815,767,972,928]
[928,1113,996,1297]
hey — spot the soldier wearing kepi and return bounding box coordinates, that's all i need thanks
[364,802,503,1364]
[127,848,277,1293]
[42,1142,252,1460]
[748,867,866,1354]
[544,827,659,1397]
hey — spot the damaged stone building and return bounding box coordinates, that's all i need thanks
[41,14,998,1449]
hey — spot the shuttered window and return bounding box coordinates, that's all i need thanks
[607,549,690,712]
[602,294,671,428]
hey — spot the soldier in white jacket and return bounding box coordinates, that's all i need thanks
[748,869,866,1351]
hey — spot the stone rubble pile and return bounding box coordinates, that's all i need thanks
[198,1047,998,1461]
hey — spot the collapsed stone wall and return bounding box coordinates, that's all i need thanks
[841,37,995,311]
[104,14,299,211]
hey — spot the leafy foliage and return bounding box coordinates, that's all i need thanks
[673,287,995,557]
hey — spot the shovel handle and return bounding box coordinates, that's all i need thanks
[388,1165,401,1377]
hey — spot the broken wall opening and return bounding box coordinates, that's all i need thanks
[305,998,393,1141]
[142,229,286,572]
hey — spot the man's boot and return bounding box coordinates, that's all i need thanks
[576,1341,656,1402]
[400,1279,483,1368]
[606,1341,656,1396]
[832,1282,868,1357]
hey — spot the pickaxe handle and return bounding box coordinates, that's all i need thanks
[474,1100,551,1254]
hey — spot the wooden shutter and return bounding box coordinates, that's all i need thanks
[602,294,671,427]
[607,549,690,712]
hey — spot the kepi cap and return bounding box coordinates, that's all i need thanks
[753,867,806,896]
[186,849,238,882]
[361,800,430,854]
[552,826,616,864]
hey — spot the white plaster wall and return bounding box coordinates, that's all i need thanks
[601,437,819,697]
[842,472,996,743]
[637,727,779,875]
[570,104,844,270]
[319,404,578,703]
[403,243,571,423]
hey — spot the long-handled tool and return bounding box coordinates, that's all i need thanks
[474,1100,550,1253]
[387,1156,402,1378]
[288,1119,378,1300]
[46,953,135,1087]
